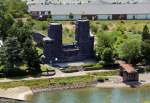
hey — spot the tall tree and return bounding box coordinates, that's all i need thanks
[96,32,115,60]
[6,0,28,18]
[0,1,14,40]
[141,40,150,64]
[101,48,114,65]
[69,12,74,20]
[0,37,21,70]
[22,39,41,73]
[8,21,32,47]
[119,39,141,64]
[0,14,14,40]
[141,25,150,64]
[142,25,150,40]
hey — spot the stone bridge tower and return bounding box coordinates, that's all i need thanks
[48,23,63,60]
[75,19,94,58]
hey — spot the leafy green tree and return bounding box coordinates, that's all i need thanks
[91,22,100,33]
[69,12,74,20]
[8,21,32,47]
[118,39,141,64]
[0,1,14,40]
[0,37,21,70]
[47,11,52,21]
[101,48,114,65]
[0,46,6,67]
[101,24,109,31]
[8,21,41,72]
[6,0,28,18]
[141,25,150,64]
[27,17,35,27]
[0,1,6,14]
[141,40,150,64]
[142,25,150,40]
[22,39,41,73]
[116,24,126,34]
[96,32,115,60]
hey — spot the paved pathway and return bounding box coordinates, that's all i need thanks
[0,68,116,83]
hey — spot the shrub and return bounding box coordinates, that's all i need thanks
[145,67,150,72]
[64,27,70,34]
[82,64,95,68]
[61,66,79,73]
[96,77,108,82]
[42,23,48,31]
[101,48,114,65]
[5,68,28,77]
[27,17,35,26]
[89,70,119,77]
[101,24,109,31]
[91,23,99,33]
[116,24,126,34]
[83,63,103,71]
[40,64,54,72]
[0,66,5,72]
[118,38,141,64]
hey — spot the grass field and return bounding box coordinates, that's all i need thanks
[0,75,94,89]
[32,20,150,44]
[0,70,120,89]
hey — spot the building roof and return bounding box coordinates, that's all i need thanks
[24,0,150,5]
[28,3,150,15]
[117,60,137,73]
[121,64,136,73]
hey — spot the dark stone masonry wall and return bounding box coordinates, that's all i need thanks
[43,19,94,64]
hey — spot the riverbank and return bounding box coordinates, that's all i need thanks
[32,81,96,93]
[0,86,33,101]
[0,73,150,101]
[0,80,150,102]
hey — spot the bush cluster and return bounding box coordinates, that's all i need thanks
[60,66,79,73]
[83,64,103,71]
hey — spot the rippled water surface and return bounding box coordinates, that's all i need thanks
[18,87,150,103]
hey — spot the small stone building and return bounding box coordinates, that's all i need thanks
[119,61,139,82]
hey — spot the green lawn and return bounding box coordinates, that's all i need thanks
[0,70,121,89]
[0,75,94,89]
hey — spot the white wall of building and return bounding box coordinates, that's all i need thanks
[127,14,150,20]
[52,15,69,20]
[52,15,81,20]
[73,15,82,20]
[97,15,112,20]
[146,14,150,19]
[136,14,147,19]
[127,14,135,19]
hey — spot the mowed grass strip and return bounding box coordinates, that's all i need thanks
[0,75,94,89]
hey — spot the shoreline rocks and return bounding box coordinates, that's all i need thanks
[32,82,97,93]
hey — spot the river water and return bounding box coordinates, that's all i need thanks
[18,87,150,103]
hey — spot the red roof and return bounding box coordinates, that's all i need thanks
[117,60,136,73]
